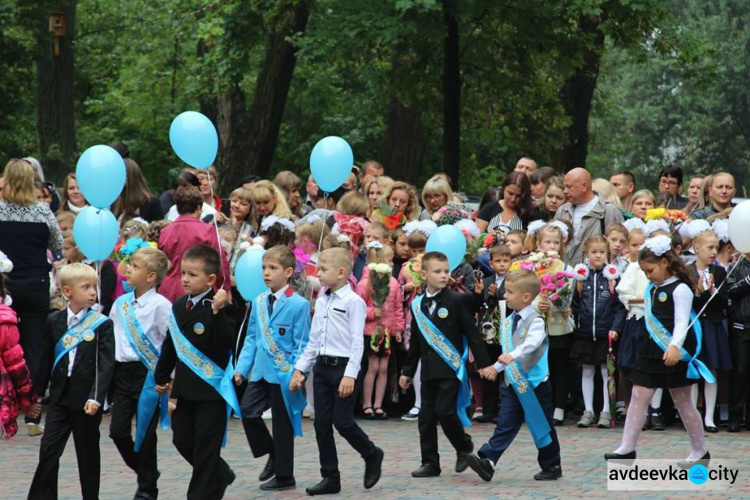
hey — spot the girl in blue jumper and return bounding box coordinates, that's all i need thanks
[571,236,626,429]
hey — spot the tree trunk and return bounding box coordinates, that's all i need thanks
[36,2,77,182]
[442,0,461,189]
[214,1,310,192]
[381,97,422,185]
[555,16,605,173]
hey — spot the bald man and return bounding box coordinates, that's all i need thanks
[554,168,623,264]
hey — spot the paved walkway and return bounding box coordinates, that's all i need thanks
[2,416,749,499]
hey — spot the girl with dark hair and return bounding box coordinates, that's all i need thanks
[476,172,535,233]
[111,158,163,222]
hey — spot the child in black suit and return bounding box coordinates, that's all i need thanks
[473,244,512,422]
[29,263,115,500]
[399,251,493,478]
[154,245,239,499]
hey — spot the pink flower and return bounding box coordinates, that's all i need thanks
[556,279,566,288]
[540,274,554,285]
[555,271,565,279]
[549,293,560,302]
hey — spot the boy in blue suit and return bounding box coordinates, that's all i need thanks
[234,245,311,491]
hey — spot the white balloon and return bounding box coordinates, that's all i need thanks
[728,200,750,253]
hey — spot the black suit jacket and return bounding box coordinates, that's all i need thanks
[35,309,115,409]
[154,290,236,402]
[403,289,491,381]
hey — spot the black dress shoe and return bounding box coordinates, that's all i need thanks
[260,477,296,491]
[604,450,636,461]
[364,447,383,489]
[677,451,710,470]
[534,465,562,481]
[466,453,494,482]
[133,490,158,500]
[259,457,275,482]
[727,421,740,433]
[705,424,718,433]
[553,418,564,426]
[473,414,496,423]
[216,468,236,499]
[306,477,341,496]
[411,463,441,478]
[455,442,473,473]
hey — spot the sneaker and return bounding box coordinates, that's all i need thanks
[262,409,272,420]
[402,407,420,421]
[27,423,44,436]
[577,410,596,428]
[597,412,612,428]
[615,402,626,421]
[650,411,665,431]
[303,406,314,419]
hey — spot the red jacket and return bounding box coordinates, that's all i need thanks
[158,215,231,302]
[355,269,405,336]
[0,304,36,438]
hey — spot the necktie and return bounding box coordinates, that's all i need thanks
[512,313,521,334]
[186,299,194,312]
[268,294,276,315]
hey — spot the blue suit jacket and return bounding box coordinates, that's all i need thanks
[235,288,310,384]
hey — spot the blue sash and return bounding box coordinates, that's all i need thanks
[115,294,170,452]
[411,296,471,427]
[166,312,241,447]
[255,292,306,437]
[53,310,108,373]
[644,283,715,383]
[500,314,552,448]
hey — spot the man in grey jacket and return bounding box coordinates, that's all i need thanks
[555,168,624,264]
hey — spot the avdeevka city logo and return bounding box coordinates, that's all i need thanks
[689,465,708,485]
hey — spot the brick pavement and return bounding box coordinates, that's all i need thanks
[2,415,750,499]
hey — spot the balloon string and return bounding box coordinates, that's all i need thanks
[305,192,329,305]
[208,177,227,290]
[683,255,745,335]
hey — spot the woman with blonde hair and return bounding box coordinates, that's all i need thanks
[273,170,308,219]
[629,189,656,220]
[0,158,63,435]
[370,181,420,223]
[58,173,88,214]
[250,180,292,223]
[419,175,454,220]
[592,178,623,210]
[337,191,370,217]
[363,176,394,216]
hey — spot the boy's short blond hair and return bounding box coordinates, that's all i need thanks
[319,247,353,274]
[505,269,540,299]
[58,262,98,289]
[132,247,170,284]
[56,211,76,226]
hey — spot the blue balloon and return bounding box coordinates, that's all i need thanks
[309,136,354,193]
[425,225,467,272]
[235,248,269,301]
[73,207,119,261]
[169,111,218,169]
[76,145,126,209]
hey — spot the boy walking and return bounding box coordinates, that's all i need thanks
[154,245,240,499]
[399,252,494,478]
[109,247,172,500]
[29,263,115,500]
[235,246,311,491]
[290,248,383,496]
[466,269,562,482]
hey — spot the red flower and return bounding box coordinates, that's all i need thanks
[383,212,405,231]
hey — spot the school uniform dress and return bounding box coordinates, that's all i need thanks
[689,264,732,371]
[154,290,237,500]
[236,286,310,481]
[479,306,561,469]
[29,308,115,500]
[615,262,649,371]
[629,277,697,388]
[402,289,491,468]
[294,284,378,483]
[108,288,172,498]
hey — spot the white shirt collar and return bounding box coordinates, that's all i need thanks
[67,306,88,325]
[133,287,156,306]
[516,304,536,321]
[328,283,352,299]
[272,285,288,300]
[425,288,443,298]
[189,288,211,307]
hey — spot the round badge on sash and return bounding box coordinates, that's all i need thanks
[82,330,95,342]
[194,322,206,335]
[658,292,668,303]
[437,307,449,319]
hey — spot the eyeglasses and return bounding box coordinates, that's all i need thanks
[424,194,443,201]
[659,178,679,187]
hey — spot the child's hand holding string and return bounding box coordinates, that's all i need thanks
[663,345,680,366]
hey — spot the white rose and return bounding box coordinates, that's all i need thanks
[375,263,392,274]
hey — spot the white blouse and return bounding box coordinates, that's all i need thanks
[616,261,649,320]
[658,276,694,349]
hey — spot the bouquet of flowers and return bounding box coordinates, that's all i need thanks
[435,202,473,226]
[509,251,561,277]
[644,208,688,225]
[290,248,312,295]
[402,254,424,289]
[539,270,575,308]
[375,201,406,232]
[368,262,393,355]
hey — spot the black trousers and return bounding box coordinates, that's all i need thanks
[28,402,102,500]
[548,335,574,410]
[313,363,377,481]
[418,378,472,467]
[478,380,561,471]
[729,330,750,423]
[6,277,50,424]
[109,362,160,495]
[172,398,234,500]
[481,344,503,416]
[240,380,295,479]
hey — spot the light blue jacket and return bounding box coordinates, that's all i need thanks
[236,288,311,384]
